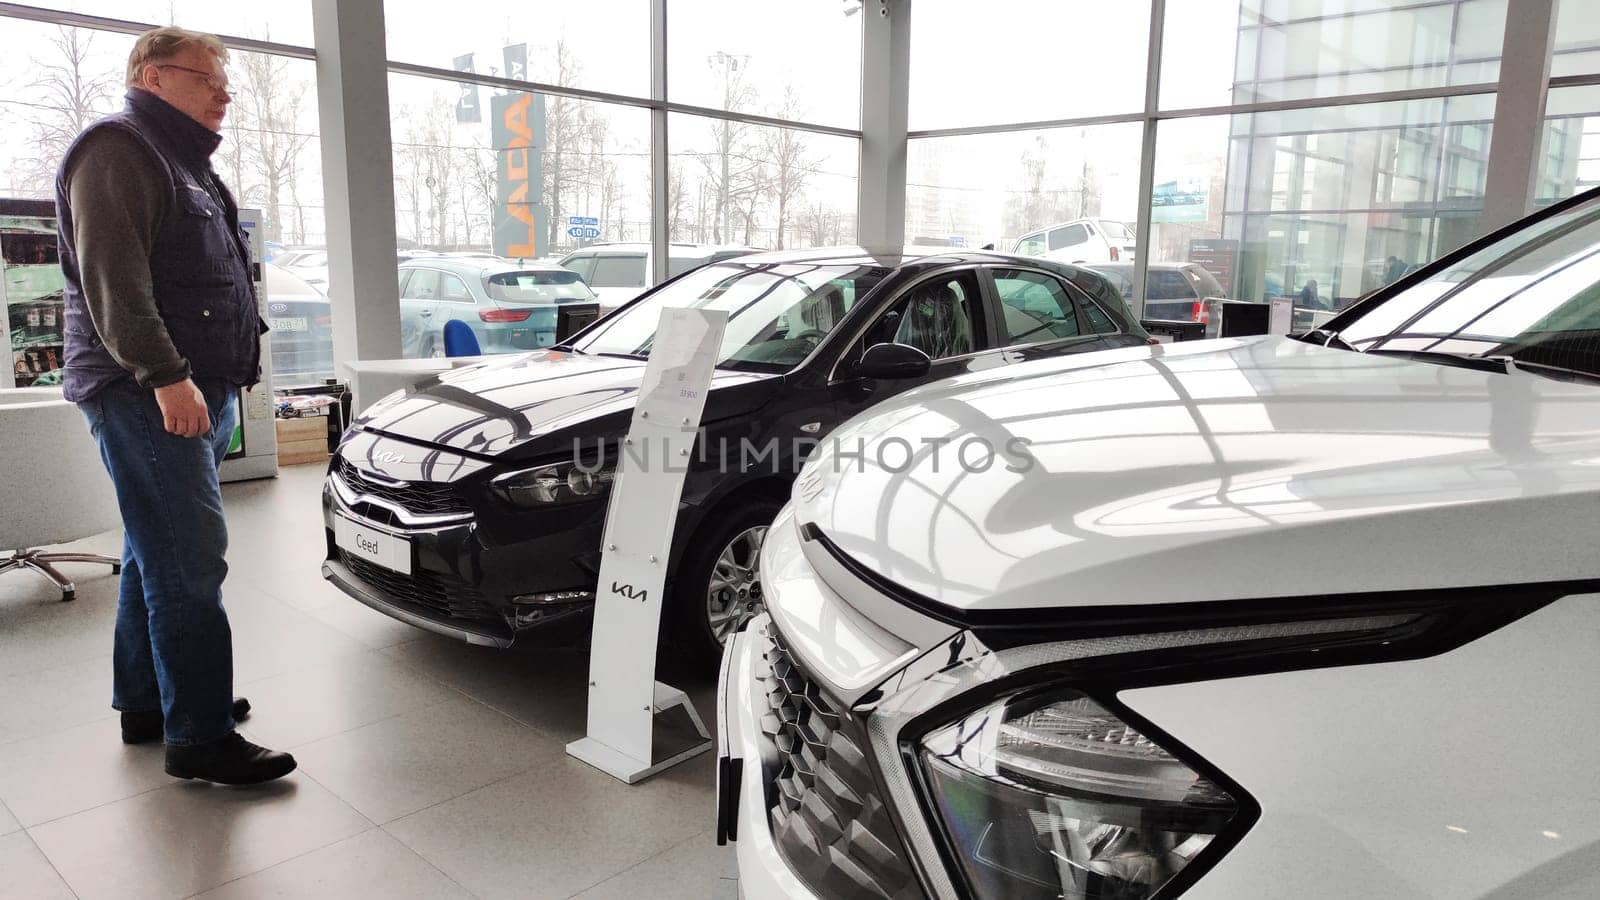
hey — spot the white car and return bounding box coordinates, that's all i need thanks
[1012,218,1136,264]
[716,189,1600,898]
[558,242,754,311]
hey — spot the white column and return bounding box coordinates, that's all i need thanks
[312,0,402,366]
[1130,0,1168,322]
[650,0,669,285]
[857,0,910,250]
[1480,0,1558,232]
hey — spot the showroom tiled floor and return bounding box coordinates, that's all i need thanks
[0,464,735,899]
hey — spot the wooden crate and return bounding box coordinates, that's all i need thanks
[275,417,329,466]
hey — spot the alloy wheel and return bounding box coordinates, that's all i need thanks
[705,524,769,646]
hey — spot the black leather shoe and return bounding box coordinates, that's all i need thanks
[121,697,253,745]
[165,732,296,785]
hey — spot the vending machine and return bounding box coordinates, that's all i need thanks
[219,207,279,483]
[1,198,66,391]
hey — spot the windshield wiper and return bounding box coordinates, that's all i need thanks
[549,342,584,354]
[1361,349,1600,384]
[1502,357,1600,386]
[1294,327,1355,351]
[1361,348,1510,374]
[596,351,648,361]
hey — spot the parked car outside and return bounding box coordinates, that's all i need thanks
[397,257,599,358]
[1011,217,1137,264]
[323,247,1150,667]
[283,249,329,291]
[262,263,335,387]
[715,188,1600,899]
[558,242,756,311]
[1090,261,1229,332]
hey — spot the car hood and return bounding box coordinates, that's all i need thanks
[793,336,1600,613]
[353,349,781,459]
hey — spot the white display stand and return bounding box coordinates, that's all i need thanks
[567,307,728,784]
[219,208,279,483]
[1269,296,1295,335]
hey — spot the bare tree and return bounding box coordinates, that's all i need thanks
[16,26,119,194]
[666,160,688,240]
[700,52,766,243]
[233,51,315,243]
[764,88,815,250]
[798,201,841,248]
[537,39,590,252]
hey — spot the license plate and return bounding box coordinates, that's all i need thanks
[334,514,412,574]
[270,316,308,332]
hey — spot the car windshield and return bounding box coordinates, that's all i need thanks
[485,270,596,303]
[570,262,890,371]
[1335,193,1600,379]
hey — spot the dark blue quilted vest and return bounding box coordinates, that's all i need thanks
[55,89,262,402]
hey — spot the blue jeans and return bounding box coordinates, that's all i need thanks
[78,377,238,746]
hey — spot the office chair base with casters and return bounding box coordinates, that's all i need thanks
[0,549,121,602]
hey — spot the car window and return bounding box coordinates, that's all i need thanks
[866,270,986,360]
[1081,300,1119,334]
[1015,233,1047,257]
[1048,224,1088,251]
[573,263,891,371]
[1064,270,1128,335]
[1149,270,1198,300]
[667,254,713,278]
[561,254,596,281]
[401,268,440,300]
[485,270,597,302]
[589,255,646,288]
[1099,220,1133,240]
[993,269,1082,346]
[439,272,474,303]
[397,269,410,295]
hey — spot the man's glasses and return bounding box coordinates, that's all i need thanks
[155,64,232,97]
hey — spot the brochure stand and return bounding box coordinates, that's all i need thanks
[567,307,728,784]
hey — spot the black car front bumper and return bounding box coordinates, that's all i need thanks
[320,460,605,646]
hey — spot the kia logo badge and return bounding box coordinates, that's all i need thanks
[269,302,288,313]
[374,451,405,464]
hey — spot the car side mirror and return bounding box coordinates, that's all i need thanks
[854,342,932,380]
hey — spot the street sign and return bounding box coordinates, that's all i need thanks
[568,216,599,227]
[567,225,602,239]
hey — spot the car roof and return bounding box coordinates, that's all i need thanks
[399,257,566,276]
[562,242,755,257]
[686,244,1083,270]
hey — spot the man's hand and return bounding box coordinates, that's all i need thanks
[154,379,211,438]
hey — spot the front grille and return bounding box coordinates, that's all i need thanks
[757,624,923,900]
[338,459,471,518]
[338,550,502,630]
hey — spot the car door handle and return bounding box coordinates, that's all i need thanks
[418,310,432,317]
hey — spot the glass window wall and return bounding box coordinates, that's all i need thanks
[905,123,1144,253]
[667,0,862,130]
[1147,95,1495,331]
[1161,0,1508,110]
[13,1,314,47]
[909,0,1150,130]
[667,113,859,250]
[383,0,649,100]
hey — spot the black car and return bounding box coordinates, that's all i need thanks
[321,246,1151,665]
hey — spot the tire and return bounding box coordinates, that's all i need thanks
[669,495,784,670]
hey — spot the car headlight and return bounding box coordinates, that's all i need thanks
[490,461,615,508]
[918,689,1243,900]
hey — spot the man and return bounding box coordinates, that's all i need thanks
[56,26,295,785]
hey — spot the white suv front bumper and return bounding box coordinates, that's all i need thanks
[716,616,819,900]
